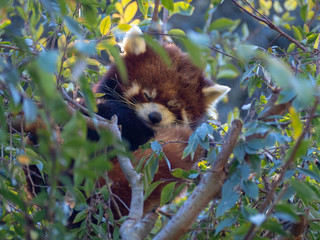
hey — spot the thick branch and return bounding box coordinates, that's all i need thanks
[154,119,243,240]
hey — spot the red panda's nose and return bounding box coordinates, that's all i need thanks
[148,111,162,124]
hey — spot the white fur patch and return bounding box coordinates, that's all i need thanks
[203,84,230,120]
[135,103,176,127]
[123,26,146,55]
[181,109,190,125]
[143,88,157,100]
[123,82,141,99]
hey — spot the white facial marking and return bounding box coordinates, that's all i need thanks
[135,103,176,127]
[123,82,140,99]
[181,108,190,126]
[143,89,157,100]
[167,100,181,109]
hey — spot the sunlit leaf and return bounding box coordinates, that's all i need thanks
[288,106,302,139]
[168,28,186,37]
[124,1,138,23]
[292,26,303,41]
[284,0,298,11]
[100,16,111,36]
[314,34,320,49]
[170,2,194,16]
[137,0,148,16]
[162,0,174,11]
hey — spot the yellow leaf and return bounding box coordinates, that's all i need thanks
[115,2,124,15]
[314,34,320,49]
[118,23,132,32]
[284,0,297,11]
[100,16,111,36]
[124,1,138,23]
[58,34,66,52]
[121,0,131,8]
[97,38,117,51]
[289,106,302,139]
[87,58,101,66]
[131,19,140,26]
[17,155,30,165]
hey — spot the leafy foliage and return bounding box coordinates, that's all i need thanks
[0,0,320,239]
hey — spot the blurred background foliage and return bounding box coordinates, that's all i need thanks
[0,0,320,239]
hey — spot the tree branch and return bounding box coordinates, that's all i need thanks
[232,0,308,52]
[153,119,243,240]
[0,44,38,55]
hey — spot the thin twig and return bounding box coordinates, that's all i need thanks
[232,0,308,52]
[0,44,38,55]
[208,45,239,60]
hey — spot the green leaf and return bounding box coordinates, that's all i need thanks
[217,68,239,79]
[168,28,186,37]
[287,43,296,53]
[241,180,259,200]
[0,189,25,211]
[160,182,176,206]
[137,0,148,16]
[73,209,88,224]
[100,16,111,36]
[23,98,37,124]
[300,5,308,22]
[183,39,203,68]
[37,51,58,74]
[144,35,171,66]
[217,177,240,217]
[296,167,320,183]
[151,140,162,154]
[83,4,97,25]
[290,179,318,203]
[162,0,174,11]
[170,2,194,16]
[262,218,287,235]
[144,181,163,200]
[104,43,128,82]
[210,18,240,31]
[274,203,300,223]
[215,217,237,235]
[0,19,11,30]
[292,25,303,41]
[64,16,82,37]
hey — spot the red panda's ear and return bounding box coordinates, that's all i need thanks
[122,26,146,55]
[202,84,230,105]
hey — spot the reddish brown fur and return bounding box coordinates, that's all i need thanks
[94,42,214,219]
[103,126,200,218]
[95,44,213,126]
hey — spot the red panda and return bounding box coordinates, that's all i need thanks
[90,26,231,219]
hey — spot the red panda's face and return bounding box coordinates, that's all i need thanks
[99,26,230,130]
[122,82,189,128]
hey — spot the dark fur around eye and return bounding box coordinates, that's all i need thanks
[144,92,153,102]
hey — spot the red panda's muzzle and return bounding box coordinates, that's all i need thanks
[148,111,162,124]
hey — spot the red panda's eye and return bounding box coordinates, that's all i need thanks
[144,92,152,102]
[167,100,181,109]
